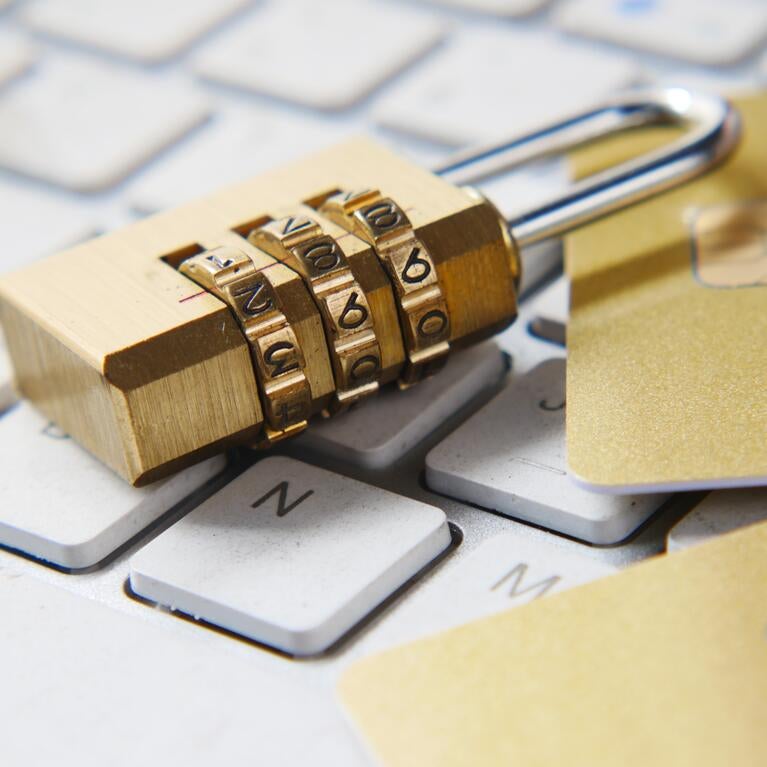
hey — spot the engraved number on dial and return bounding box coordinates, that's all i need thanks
[281,216,313,235]
[278,401,306,428]
[363,202,401,231]
[233,282,272,316]
[206,252,234,269]
[302,241,340,273]
[338,291,368,330]
[417,309,448,339]
[401,246,431,284]
[264,341,299,378]
[350,355,380,381]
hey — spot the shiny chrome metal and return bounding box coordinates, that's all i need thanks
[435,87,741,248]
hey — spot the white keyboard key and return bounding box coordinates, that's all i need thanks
[667,488,767,552]
[556,0,767,66]
[0,402,225,569]
[130,456,451,655]
[0,573,360,766]
[425,0,551,15]
[129,106,349,213]
[294,342,506,470]
[21,0,249,62]
[0,335,14,413]
[0,180,98,272]
[193,0,445,110]
[0,31,35,86]
[373,28,641,146]
[426,359,669,543]
[0,58,208,191]
[371,533,616,645]
[528,275,568,345]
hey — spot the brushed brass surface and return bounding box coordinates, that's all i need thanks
[0,138,518,485]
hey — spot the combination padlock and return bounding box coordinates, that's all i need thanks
[0,88,738,485]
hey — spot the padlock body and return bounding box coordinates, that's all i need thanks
[0,138,518,485]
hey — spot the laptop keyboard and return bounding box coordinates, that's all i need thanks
[0,0,765,762]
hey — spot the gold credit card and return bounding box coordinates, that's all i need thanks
[339,521,767,767]
[564,93,767,493]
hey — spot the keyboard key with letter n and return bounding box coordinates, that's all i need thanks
[130,456,451,656]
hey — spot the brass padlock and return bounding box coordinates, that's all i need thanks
[0,88,739,485]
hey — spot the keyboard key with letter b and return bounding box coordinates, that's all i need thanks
[426,359,669,543]
[130,456,451,656]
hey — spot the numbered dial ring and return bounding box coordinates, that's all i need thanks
[179,246,311,442]
[251,214,382,412]
[321,190,450,387]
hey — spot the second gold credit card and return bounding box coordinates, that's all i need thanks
[564,92,767,492]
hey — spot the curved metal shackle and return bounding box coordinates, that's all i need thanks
[434,87,741,248]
